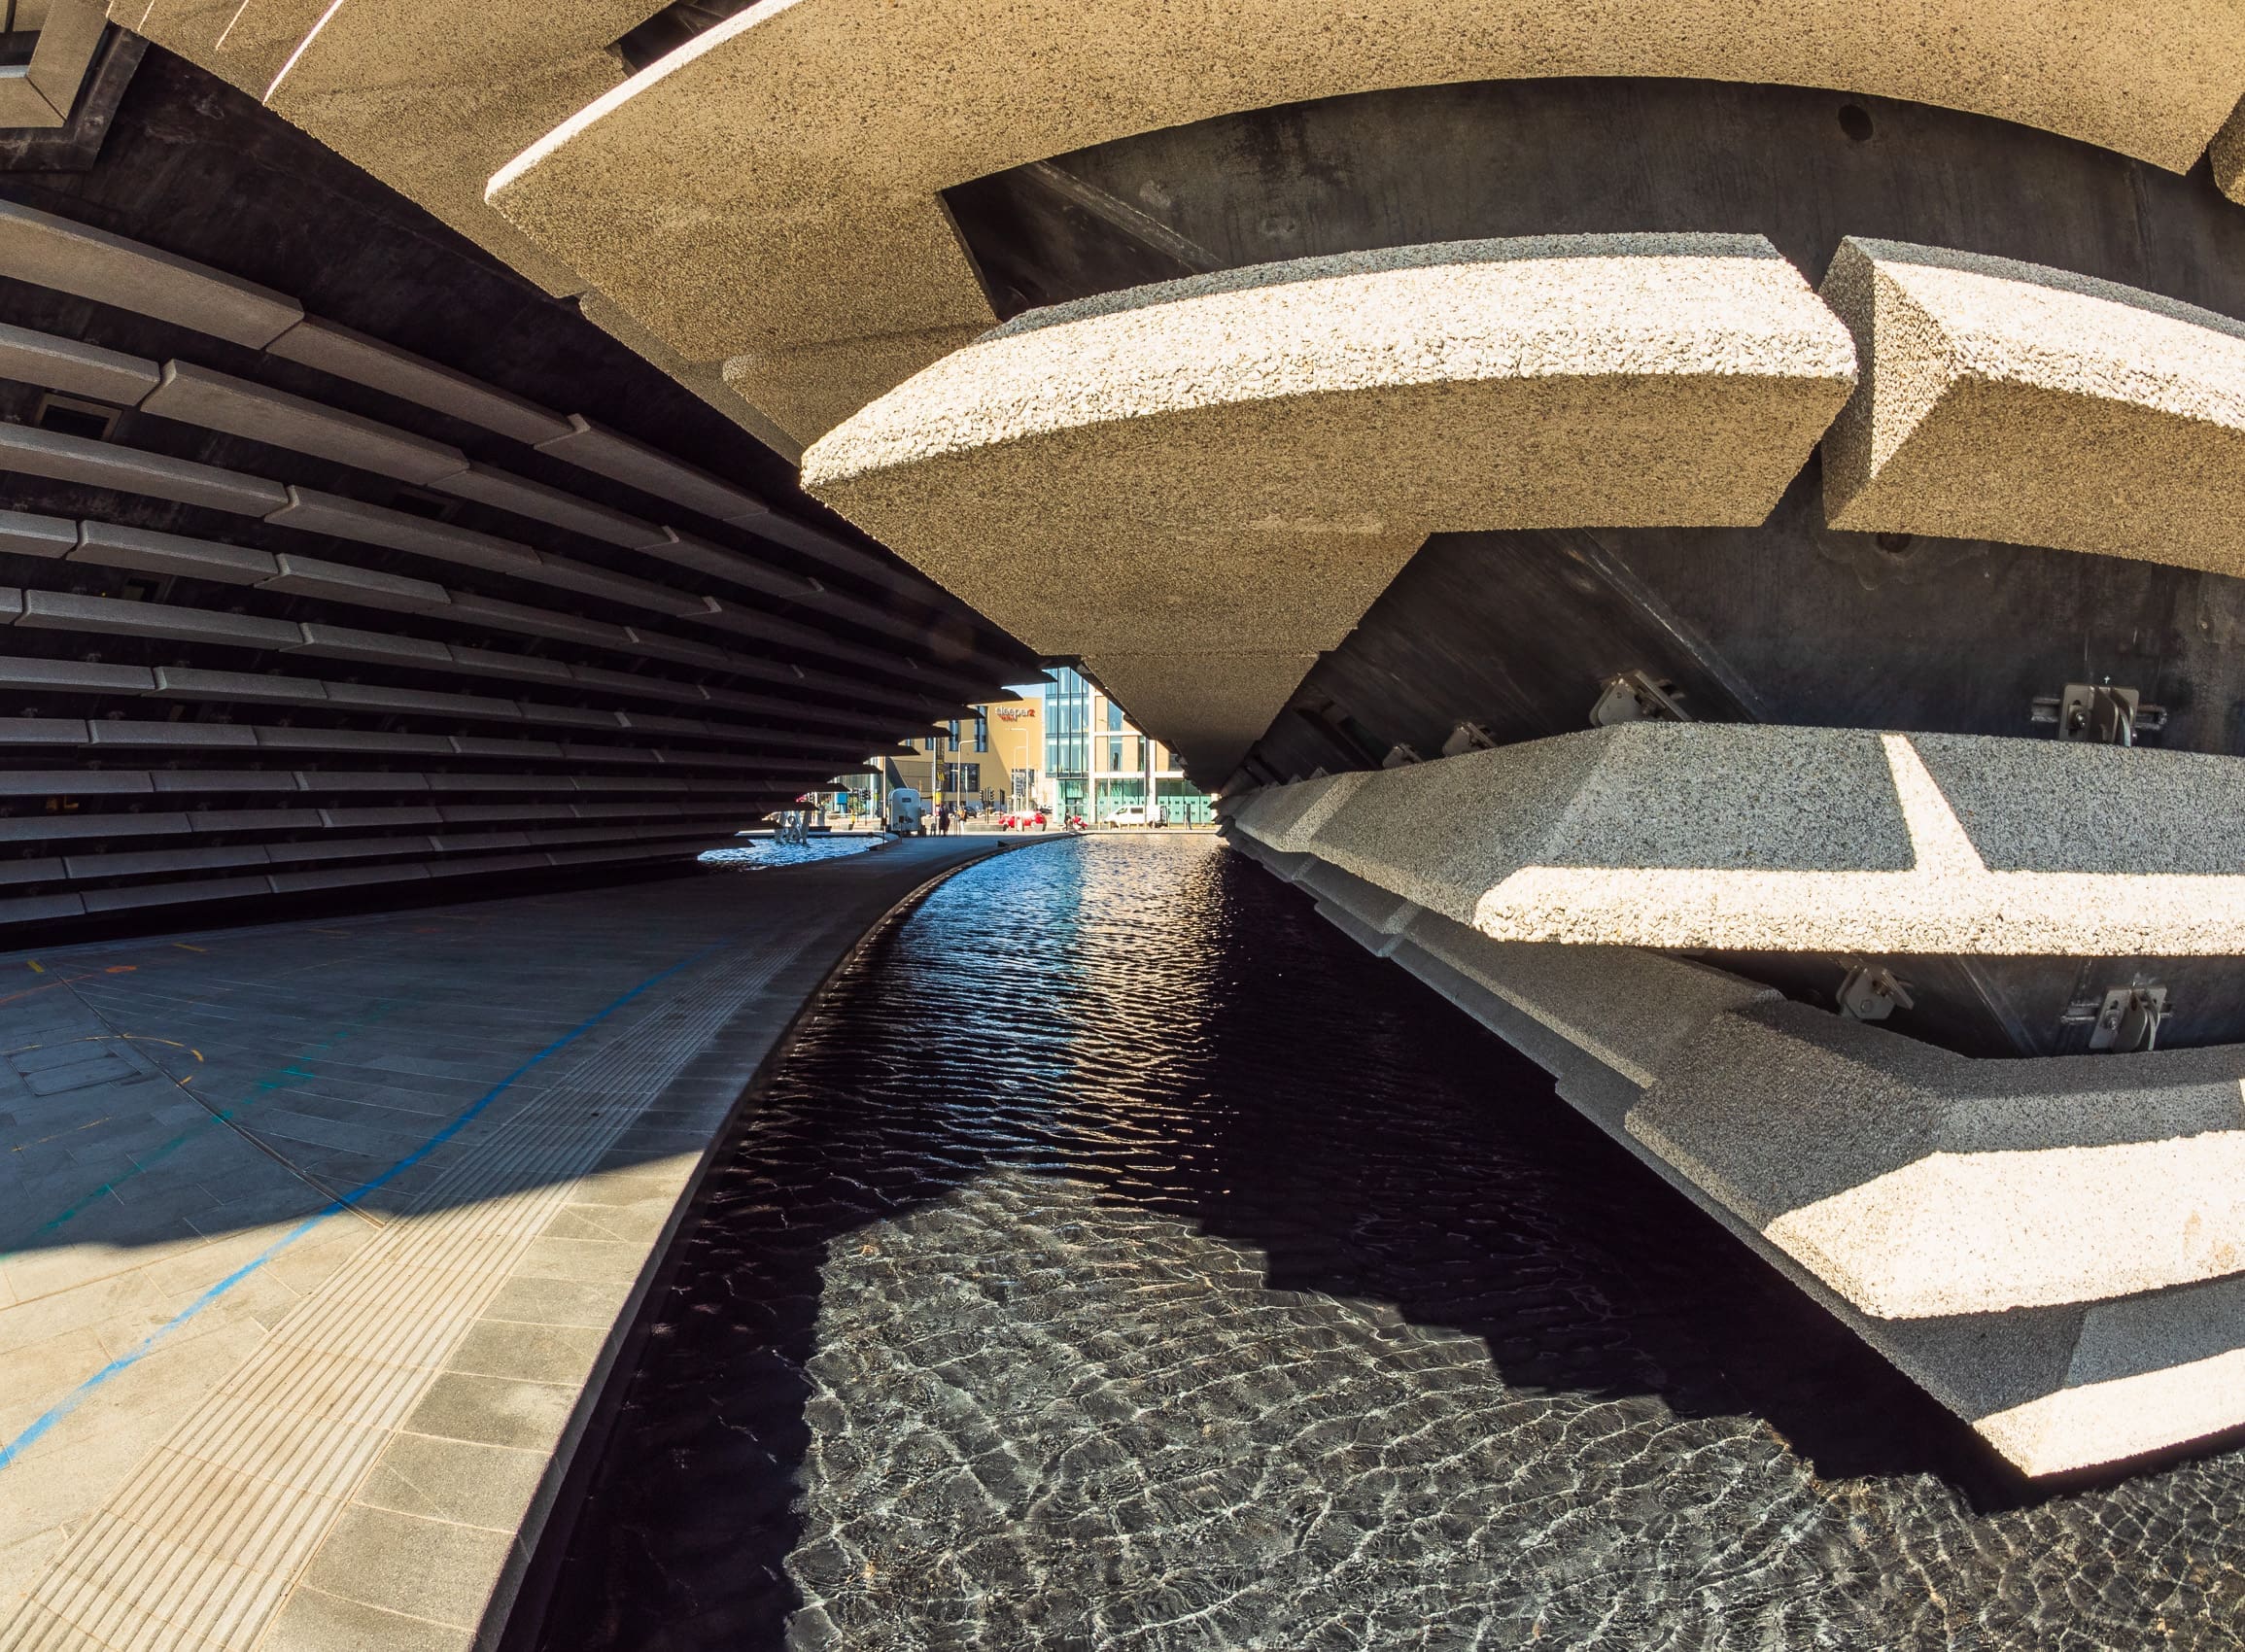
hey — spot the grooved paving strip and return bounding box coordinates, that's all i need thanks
[12,947,792,1651]
[0,838,1020,1649]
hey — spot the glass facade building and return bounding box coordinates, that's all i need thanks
[1044,668,1093,817]
[1039,667,1214,824]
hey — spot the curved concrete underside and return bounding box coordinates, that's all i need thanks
[0,836,1027,1650]
[1230,833,2245,1479]
[804,235,1858,774]
[481,0,2245,442]
[1227,727,2245,955]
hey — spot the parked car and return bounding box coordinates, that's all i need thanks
[997,810,1048,831]
[1102,807,1166,828]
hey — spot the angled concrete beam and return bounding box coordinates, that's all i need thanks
[0,320,160,403]
[1821,238,2245,576]
[0,509,84,560]
[1230,725,2245,956]
[265,486,542,573]
[266,318,573,445]
[0,196,302,348]
[16,0,107,124]
[430,462,666,548]
[1229,830,2245,1477]
[141,361,470,484]
[534,413,770,523]
[17,588,304,650]
[488,0,2245,440]
[69,520,276,585]
[0,422,288,513]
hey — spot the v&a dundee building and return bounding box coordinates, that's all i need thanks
[0,2,2243,1647]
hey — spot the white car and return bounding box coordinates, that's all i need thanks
[1101,807,1165,828]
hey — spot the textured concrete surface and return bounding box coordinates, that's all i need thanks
[115,0,630,295]
[1821,237,2245,575]
[1230,724,2245,954]
[1632,1001,2245,1315]
[486,0,2245,442]
[2212,95,2245,206]
[0,836,1025,1649]
[803,237,1854,774]
[1079,651,1325,779]
[1228,827,2245,1478]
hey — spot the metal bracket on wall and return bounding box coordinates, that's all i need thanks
[1590,670,1691,727]
[2032,681,2167,744]
[2062,982,2171,1052]
[1439,721,1498,757]
[1837,964,1915,1022]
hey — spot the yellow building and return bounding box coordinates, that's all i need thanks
[890,696,1042,813]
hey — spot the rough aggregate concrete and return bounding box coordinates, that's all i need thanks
[1822,237,2245,577]
[483,0,2245,441]
[803,236,1855,776]
[1234,724,2245,955]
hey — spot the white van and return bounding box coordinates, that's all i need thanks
[1102,806,1165,828]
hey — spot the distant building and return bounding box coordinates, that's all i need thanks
[1041,668,1214,824]
[888,695,1041,811]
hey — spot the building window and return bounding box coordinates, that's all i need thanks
[974,713,988,752]
[1107,701,1123,732]
[1108,738,1122,772]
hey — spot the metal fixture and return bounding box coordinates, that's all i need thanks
[1837,964,1915,1022]
[2061,982,2171,1051]
[2031,681,2167,744]
[1589,671,1690,727]
[1440,721,1498,757]
[1379,743,1423,769]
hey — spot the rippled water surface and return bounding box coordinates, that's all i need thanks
[535,837,2245,1650]
[700,834,888,871]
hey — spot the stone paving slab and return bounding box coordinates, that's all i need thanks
[0,836,1023,1650]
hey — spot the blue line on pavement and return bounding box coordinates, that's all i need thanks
[0,946,716,1472]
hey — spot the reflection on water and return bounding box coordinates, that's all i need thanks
[700,835,887,871]
[534,837,2245,1650]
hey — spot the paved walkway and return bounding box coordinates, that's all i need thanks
[0,836,1024,1651]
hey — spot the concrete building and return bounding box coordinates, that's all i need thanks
[4,3,2245,1641]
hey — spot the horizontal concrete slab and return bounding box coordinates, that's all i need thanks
[0,195,302,347]
[487,0,2244,440]
[266,318,574,446]
[141,360,469,485]
[0,319,160,403]
[1229,725,2245,955]
[1822,237,2245,578]
[805,235,1854,772]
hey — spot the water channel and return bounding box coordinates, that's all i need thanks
[530,835,2245,1650]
